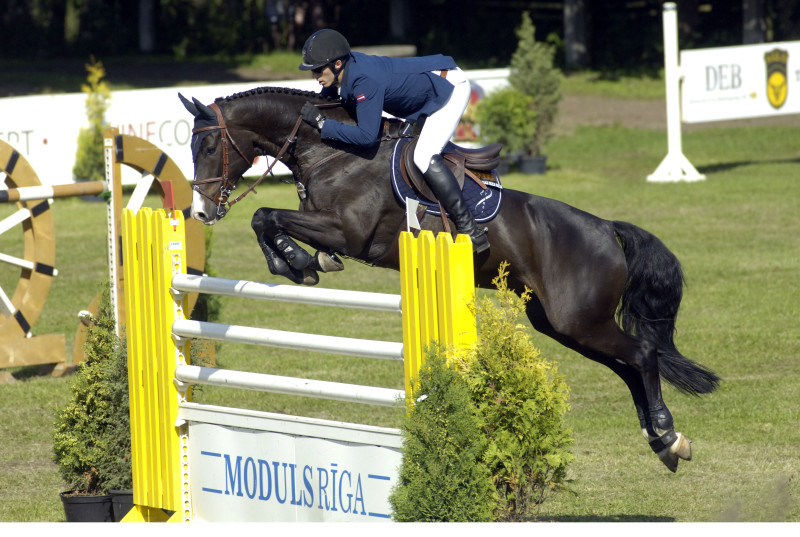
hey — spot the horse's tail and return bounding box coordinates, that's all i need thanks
[613,220,720,395]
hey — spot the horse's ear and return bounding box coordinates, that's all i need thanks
[192,97,217,120]
[178,93,199,117]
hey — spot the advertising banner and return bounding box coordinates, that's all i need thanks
[0,69,509,187]
[681,41,800,123]
[187,418,402,522]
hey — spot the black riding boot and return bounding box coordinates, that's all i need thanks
[423,154,489,254]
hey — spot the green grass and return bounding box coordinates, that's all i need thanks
[0,122,798,521]
[560,70,666,99]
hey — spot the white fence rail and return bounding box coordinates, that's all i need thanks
[171,273,402,313]
[175,364,403,407]
[171,318,404,360]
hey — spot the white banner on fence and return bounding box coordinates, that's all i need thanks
[681,40,800,123]
[0,79,315,186]
[0,69,509,187]
[187,418,401,522]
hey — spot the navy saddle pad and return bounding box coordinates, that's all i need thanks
[390,137,503,223]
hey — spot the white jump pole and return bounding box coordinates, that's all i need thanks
[171,273,402,313]
[175,364,403,407]
[647,2,705,183]
[172,318,404,361]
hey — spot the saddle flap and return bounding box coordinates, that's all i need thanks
[400,139,441,202]
[443,141,502,171]
[401,138,495,204]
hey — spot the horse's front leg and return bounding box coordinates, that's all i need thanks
[251,207,347,285]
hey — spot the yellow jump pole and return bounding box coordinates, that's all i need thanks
[399,230,476,399]
[121,208,191,522]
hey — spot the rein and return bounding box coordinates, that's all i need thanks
[192,100,408,214]
[192,102,303,217]
[192,101,348,217]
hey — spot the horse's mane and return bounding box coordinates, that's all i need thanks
[215,86,337,105]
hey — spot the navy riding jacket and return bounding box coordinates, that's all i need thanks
[319,51,458,147]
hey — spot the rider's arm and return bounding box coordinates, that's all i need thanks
[320,77,384,147]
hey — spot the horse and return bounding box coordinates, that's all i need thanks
[178,86,720,473]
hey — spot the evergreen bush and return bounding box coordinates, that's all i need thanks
[475,12,562,158]
[507,12,562,157]
[389,345,496,522]
[460,263,574,520]
[473,87,537,158]
[72,57,111,182]
[53,284,131,494]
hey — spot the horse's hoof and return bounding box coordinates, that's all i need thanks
[674,432,692,461]
[301,269,319,286]
[314,251,344,272]
[656,432,692,472]
[657,447,680,473]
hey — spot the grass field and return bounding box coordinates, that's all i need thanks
[0,115,798,521]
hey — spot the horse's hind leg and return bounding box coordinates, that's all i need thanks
[593,340,693,471]
[571,322,693,472]
[526,297,691,471]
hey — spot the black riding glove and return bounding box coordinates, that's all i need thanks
[301,102,326,130]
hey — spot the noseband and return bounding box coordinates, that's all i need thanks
[192,102,304,218]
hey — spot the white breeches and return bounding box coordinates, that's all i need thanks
[413,67,471,173]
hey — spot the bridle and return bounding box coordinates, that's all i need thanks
[191,102,304,218]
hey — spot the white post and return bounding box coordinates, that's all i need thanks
[647,2,705,183]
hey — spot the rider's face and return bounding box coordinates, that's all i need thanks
[312,60,343,88]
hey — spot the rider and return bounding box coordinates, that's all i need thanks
[297,28,489,254]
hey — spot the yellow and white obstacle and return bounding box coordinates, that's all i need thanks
[120,207,475,522]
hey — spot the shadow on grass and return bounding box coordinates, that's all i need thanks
[698,157,800,174]
[2,363,78,383]
[538,514,675,522]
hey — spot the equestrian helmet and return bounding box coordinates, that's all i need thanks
[299,29,351,71]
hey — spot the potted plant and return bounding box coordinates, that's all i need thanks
[473,86,537,170]
[475,12,562,174]
[53,285,132,522]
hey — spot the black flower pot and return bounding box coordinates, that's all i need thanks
[60,491,113,522]
[518,155,547,175]
[109,489,134,522]
[494,159,511,176]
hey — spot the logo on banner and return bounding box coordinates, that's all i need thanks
[764,48,788,109]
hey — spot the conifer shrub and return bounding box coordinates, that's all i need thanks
[53,285,131,494]
[389,345,496,522]
[473,86,538,159]
[72,56,111,182]
[507,13,561,156]
[460,263,574,520]
[475,12,561,158]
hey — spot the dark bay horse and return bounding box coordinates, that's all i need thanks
[179,86,719,472]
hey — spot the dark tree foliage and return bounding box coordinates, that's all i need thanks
[2,1,799,72]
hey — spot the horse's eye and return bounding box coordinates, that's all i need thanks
[205,144,216,156]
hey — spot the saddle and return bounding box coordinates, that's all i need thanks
[399,138,503,203]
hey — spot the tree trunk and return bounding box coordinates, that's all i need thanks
[138,0,155,53]
[563,0,587,68]
[742,0,766,44]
